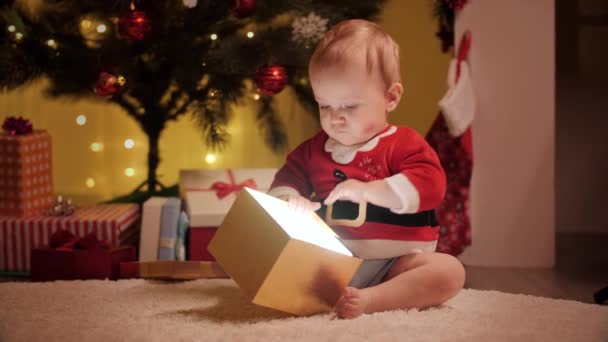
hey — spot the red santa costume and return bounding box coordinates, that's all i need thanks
[268,124,446,259]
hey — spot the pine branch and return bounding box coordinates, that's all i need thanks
[113,94,143,123]
[168,99,191,121]
[256,96,287,152]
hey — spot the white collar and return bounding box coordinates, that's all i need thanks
[324,125,397,164]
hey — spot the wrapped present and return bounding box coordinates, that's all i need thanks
[30,229,137,281]
[175,211,189,261]
[139,197,168,262]
[0,203,140,273]
[208,188,362,316]
[0,129,54,217]
[139,196,181,262]
[180,168,276,261]
[119,260,228,280]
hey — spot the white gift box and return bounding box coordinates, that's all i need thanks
[180,168,277,227]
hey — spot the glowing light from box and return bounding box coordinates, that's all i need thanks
[205,153,217,164]
[76,115,87,125]
[85,177,96,188]
[210,33,218,40]
[252,93,260,101]
[90,142,103,152]
[245,188,352,256]
[96,24,107,33]
[8,25,16,32]
[246,31,254,38]
[124,138,135,149]
[124,168,135,177]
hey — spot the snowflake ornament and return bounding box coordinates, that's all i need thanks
[291,12,329,47]
[183,0,197,8]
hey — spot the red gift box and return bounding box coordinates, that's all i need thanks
[30,230,136,281]
[0,130,54,217]
[0,203,140,273]
[188,227,217,261]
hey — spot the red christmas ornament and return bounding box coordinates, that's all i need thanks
[446,0,468,11]
[94,71,126,97]
[255,65,288,96]
[232,0,256,18]
[118,11,151,41]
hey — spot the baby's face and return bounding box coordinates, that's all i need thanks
[311,64,389,146]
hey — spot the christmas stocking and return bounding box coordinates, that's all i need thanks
[426,32,474,256]
[439,59,475,138]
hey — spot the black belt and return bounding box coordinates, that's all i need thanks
[315,200,438,227]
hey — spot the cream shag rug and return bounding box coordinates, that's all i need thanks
[1,279,606,342]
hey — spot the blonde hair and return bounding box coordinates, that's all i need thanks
[309,19,401,89]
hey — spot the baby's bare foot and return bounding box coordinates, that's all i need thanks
[333,287,371,319]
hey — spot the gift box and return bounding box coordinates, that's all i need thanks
[0,130,54,217]
[119,260,228,280]
[189,227,216,261]
[208,188,362,316]
[30,230,137,281]
[180,168,276,261]
[0,203,140,273]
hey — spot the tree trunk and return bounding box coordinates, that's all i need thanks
[147,128,161,193]
[141,106,166,194]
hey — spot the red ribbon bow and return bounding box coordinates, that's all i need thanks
[209,169,257,199]
[49,229,109,251]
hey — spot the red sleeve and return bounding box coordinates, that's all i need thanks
[269,138,315,198]
[388,127,446,211]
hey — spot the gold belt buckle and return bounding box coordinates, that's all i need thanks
[325,201,367,227]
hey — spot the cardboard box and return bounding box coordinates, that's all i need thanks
[208,188,362,316]
[119,261,228,280]
[30,245,136,281]
[0,204,140,273]
[0,131,54,217]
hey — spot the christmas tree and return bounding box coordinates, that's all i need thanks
[0,0,385,195]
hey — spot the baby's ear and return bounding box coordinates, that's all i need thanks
[385,82,403,112]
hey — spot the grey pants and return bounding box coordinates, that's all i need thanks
[348,257,399,289]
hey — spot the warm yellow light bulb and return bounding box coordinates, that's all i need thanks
[80,19,91,30]
[76,115,87,125]
[46,39,56,47]
[124,168,135,177]
[124,139,135,149]
[85,178,96,188]
[210,33,218,40]
[96,24,107,33]
[15,32,23,40]
[246,31,254,38]
[205,153,217,164]
[8,25,16,32]
[90,142,103,152]
[252,93,260,101]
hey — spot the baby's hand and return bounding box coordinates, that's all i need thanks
[324,179,368,205]
[281,195,321,214]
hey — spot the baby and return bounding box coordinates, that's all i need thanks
[268,19,465,319]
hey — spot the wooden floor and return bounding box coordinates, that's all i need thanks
[2,232,607,304]
[464,232,608,304]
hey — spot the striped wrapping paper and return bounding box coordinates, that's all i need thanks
[0,204,140,273]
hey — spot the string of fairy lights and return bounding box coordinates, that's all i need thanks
[7,12,257,190]
[75,113,218,190]
[4,0,325,191]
